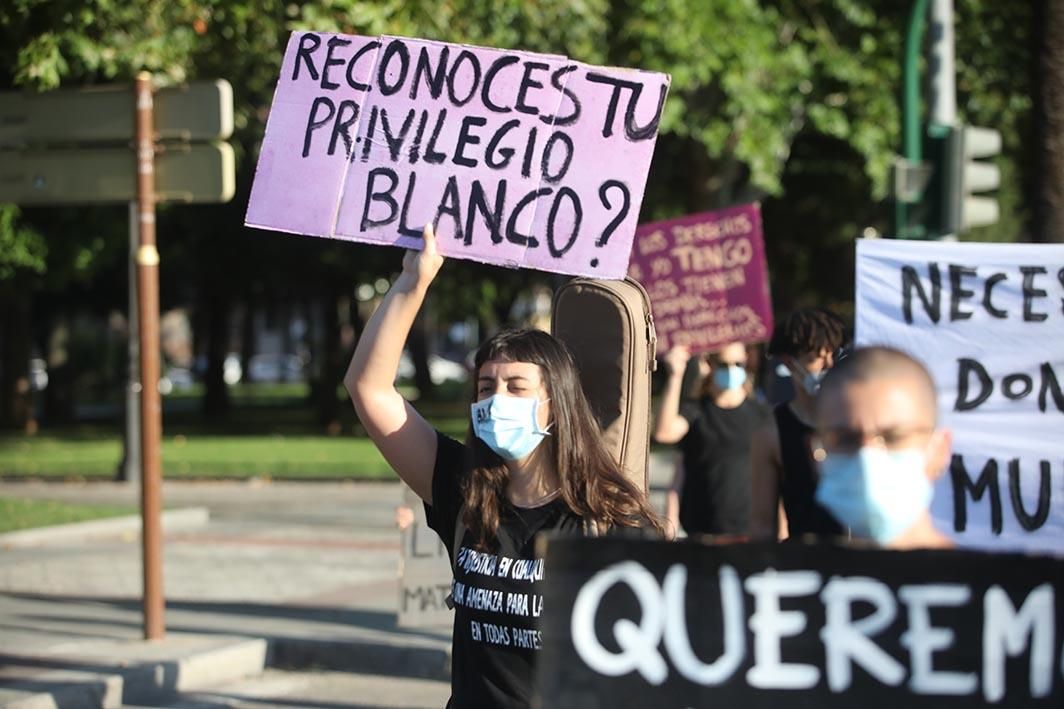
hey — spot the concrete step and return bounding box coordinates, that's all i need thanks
[0,509,210,549]
[127,668,450,709]
[0,631,451,709]
[0,636,267,709]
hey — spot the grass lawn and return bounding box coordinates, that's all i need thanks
[0,382,472,481]
[0,433,403,480]
[0,497,136,534]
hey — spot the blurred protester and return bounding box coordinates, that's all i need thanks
[812,345,953,549]
[655,342,769,537]
[750,308,847,540]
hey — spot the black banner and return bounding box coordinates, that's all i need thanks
[536,537,1064,708]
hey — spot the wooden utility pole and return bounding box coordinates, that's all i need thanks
[134,72,165,640]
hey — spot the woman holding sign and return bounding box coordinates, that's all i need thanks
[654,343,769,537]
[345,224,661,709]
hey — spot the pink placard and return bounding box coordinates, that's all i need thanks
[246,32,670,279]
[627,204,774,353]
[246,33,380,238]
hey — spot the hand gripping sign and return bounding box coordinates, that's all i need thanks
[246,32,671,279]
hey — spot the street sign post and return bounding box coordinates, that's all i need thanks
[0,77,236,641]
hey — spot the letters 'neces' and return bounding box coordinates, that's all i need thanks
[901,262,1064,325]
[246,32,671,280]
[536,537,1064,709]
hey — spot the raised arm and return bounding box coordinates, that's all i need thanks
[748,419,783,540]
[344,224,444,503]
[653,345,692,444]
[664,453,684,539]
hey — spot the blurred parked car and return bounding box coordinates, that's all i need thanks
[160,367,195,394]
[191,353,244,385]
[247,353,305,383]
[223,354,242,385]
[28,358,48,391]
[398,352,469,385]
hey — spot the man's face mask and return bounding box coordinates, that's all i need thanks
[471,394,551,460]
[815,447,933,543]
[790,360,828,395]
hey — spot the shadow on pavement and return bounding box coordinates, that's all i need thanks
[1,591,452,683]
[3,591,448,640]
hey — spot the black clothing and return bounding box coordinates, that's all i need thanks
[773,402,844,537]
[423,432,586,709]
[677,396,770,535]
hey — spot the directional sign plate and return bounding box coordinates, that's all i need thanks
[0,143,236,204]
[0,80,234,146]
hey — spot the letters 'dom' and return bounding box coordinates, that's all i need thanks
[536,536,1064,708]
[855,239,1064,555]
[246,32,670,279]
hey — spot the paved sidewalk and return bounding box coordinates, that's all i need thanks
[0,454,674,708]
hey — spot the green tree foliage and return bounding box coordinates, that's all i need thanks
[0,0,201,90]
[953,0,1033,243]
[0,206,46,280]
[0,0,1040,423]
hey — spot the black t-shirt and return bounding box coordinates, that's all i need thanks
[677,396,770,535]
[774,402,844,537]
[423,431,586,709]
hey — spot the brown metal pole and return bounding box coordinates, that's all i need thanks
[134,71,165,640]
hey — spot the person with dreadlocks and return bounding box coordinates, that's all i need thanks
[345,224,663,709]
[749,307,848,541]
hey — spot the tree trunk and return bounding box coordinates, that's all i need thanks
[239,296,255,383]
[408,309,434,400]
[279,299,294,377]
[0,286,34,430]
[315,288,342,430]
[202,288,231,419]
[1031,0,1064,242]
[43,311,75,424]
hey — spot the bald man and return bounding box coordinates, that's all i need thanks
[812,346,954,549]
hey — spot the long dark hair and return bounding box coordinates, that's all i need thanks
[462,329,663,549]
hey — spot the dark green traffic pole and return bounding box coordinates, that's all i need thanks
[895,0,929,239]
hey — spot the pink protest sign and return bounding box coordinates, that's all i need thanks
[627,204,774,353]
[246,32,670,279]
[246,33,381,237]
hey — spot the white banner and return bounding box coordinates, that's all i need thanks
[855,239,1064,554]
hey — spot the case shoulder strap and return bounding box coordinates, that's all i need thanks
[444,505,467,611]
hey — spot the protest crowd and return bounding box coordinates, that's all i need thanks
[236,29,1064,709]
[3,0,1064,705]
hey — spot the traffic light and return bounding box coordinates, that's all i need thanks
[916,123,1001,238]
[951,124,1001,231]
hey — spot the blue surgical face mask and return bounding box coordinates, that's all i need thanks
[471,394,551,461]
[815,447,933,543]
[713,365,748,391]
[791,361,827,395]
